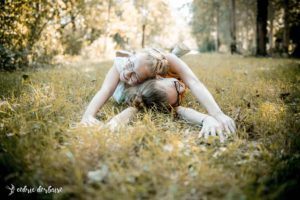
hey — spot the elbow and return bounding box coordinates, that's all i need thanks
[175,106,186,115]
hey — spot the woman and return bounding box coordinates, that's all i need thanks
[80,46,236,137]
[106,77,227,143]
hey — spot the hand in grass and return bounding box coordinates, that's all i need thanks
[106,119,120,132]
[213,112,236,135]
[80,115,103,127]
[198,116,226,143]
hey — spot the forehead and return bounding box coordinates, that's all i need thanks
[156,79,178,104]
[133,55,152,79]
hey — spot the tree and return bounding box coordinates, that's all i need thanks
[192,0,221,52]
[268,0,275,54]
[282,0,290,54]
[230,0,237,54]
[214,0,221,51]
[0,0,58,70]
[256,0,268,56]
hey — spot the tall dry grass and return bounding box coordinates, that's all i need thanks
[0,54,299,199]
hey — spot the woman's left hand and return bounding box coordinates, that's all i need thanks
[213,112,236,135]
[199,116,226,143]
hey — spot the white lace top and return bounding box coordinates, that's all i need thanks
[112,57,129,104]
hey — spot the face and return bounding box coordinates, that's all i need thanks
[155,78,186,107]
[119,54,153,86]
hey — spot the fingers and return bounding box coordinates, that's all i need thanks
[210,127,216,136]
[91,118,101,125]
[223,119,237,136]
[204,129,209,140]
[230,119,237,133]
[198,128,204,138]
[198,126,227,143]
[228,123,235,134]
[223,123,231,135]
[199,127,209,140]
[199,121,234,143]
[80,119,102,127]
[217,129,225,143]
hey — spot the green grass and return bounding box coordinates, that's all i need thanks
[0,54,299,200]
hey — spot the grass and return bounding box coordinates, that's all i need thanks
[0,54,299,200]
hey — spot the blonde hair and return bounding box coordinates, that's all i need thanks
[138,48,169,77]
[124,79,170,112]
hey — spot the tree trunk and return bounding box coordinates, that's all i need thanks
[230,0,237,54]
[142,24,146,48]
[268,1,274,55]
[283,0,290,55]
[215,1,220,52]
[256,0,268,56]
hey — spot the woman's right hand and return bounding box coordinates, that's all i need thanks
[198,116,226,143]
[80,115,103,127]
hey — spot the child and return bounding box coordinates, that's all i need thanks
[81,45,236,137]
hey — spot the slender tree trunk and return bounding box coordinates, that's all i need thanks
[283,0,290,55]
[215,1,220,52]
[268,1,274,55]
[141,0,147,48]
[142,24,146,48]
[230,0,237,54]
[256,0,268,56]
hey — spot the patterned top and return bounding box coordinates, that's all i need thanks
[112,57,129,103]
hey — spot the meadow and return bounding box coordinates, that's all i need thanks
[0,54,299,200]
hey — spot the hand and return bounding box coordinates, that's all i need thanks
[106,119,120,132]
[213,112,236,135]
[198,116,226,143]
[80,115,103,127]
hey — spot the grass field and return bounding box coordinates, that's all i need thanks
[0,54,299,200]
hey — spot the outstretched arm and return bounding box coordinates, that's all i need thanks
[176,106,226,143]
[107,107,138,131]
[81,65,120,126]
[166,53,236,134]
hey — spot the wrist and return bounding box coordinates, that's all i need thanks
[201,115,209,125]
[210,110,224,118]
[82,114,94,119]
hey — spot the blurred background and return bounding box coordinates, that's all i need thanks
[0,0,299,71]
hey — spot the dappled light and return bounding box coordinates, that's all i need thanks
[1,54,300,199]
[1,0,300,199]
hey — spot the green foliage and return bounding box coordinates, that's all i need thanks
[0,0,174,70]
[191,0,239,52]
[0,0,58,70]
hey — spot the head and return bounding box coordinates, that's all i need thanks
[119,48,169,86]
[124,77,186,112]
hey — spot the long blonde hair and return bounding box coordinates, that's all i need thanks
[124,79,170,112]
[138,48,169,77]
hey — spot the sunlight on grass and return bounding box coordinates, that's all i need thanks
[259,101,286,122]
[0,54,299,199]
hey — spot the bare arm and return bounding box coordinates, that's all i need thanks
[175,106,225,142]
[166,53,236,134]
[107,107,138,131]
[166,53,222,116]
[81,65,120,125]
[175,106,209,125]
